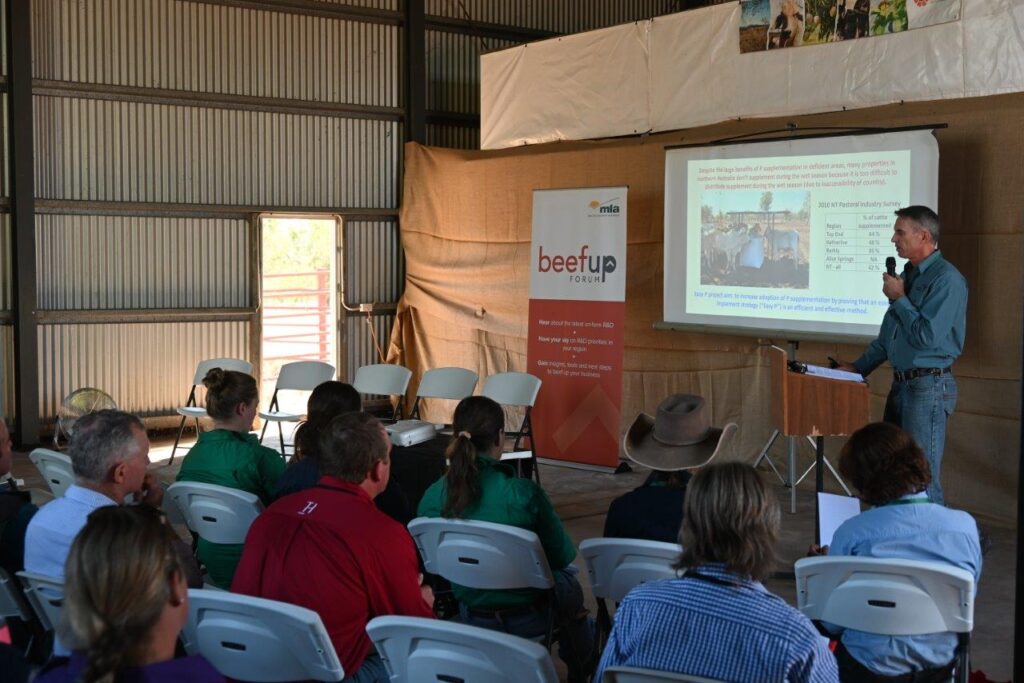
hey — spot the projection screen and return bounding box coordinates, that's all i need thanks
[662,128,940,342]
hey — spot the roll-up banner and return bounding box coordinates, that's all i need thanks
[527,187,627,471]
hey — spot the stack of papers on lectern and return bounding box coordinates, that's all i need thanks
[805,365,864,382]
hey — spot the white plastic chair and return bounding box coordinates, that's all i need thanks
[579,538,682,644]
[16,571,64,633]
[367,615,559,683]
[408,517,554,591]
[353,364,413,421]
[28,448,75,498]
[181,588,344,682]
[409,367,478,422]
[481,372,542,482]
[171,358,254,464]
[259,360,336,456]
[166,481,264,545]
[409,516,559,649]
[603,667,727,682]
[795,556,975,683]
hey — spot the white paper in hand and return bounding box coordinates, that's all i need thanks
[818,492,861,547]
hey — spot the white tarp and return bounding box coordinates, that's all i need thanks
[480,21,649,148]
[480,0,1024,150]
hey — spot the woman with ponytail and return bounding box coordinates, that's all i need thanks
[176,367,285,587]
[417,396,594,683]
[37,506,223,683]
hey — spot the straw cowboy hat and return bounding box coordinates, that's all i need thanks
[623,394,738,471]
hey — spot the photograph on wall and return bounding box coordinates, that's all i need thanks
[870,0,908,35]
[802,0,840,45]
[906,0,961,29]
[740,0,960,52]
[699,190,811,289]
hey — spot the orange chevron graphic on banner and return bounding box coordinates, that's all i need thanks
[552,383,620,453]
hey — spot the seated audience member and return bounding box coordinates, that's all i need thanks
[274,380,362,495]
[597,462,838,682]
[604,394,735,543]
[822,422,981,682]
[273,380,412,523]
[176,367,285,588]
[36,506,223,683]
[232,412,433,683]
[417,396,594,683]
[0,417,41,656]
[0,417,37,576]
[25,410,164,580]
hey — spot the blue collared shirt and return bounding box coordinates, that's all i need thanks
[23,484,118,657]
[24,484,118,579]
[596,563,838,682]
[854,250,967,375]
[828,492,982,676]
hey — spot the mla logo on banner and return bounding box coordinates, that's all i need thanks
[588,197,622,217]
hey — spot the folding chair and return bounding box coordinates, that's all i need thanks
[171,358,254,464]
[0,568,38,656]
[0,568,32,626]
[579,538,681,647]
[481,372,542,483]
[795,556,975,683]
[28,449,74,498]
[16,571,64,633]
[181,589,344,682]
[353,364,413,421]
[165,481,264,545]
[409,367,478,422]
[367,615,559,683]
[259,360,336,456]
[408,517,556,646]
[603,667,727,682]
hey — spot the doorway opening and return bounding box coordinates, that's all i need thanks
[259,215,340,435]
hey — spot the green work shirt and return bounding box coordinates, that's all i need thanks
[176,429,285,588]
[417,454,576,609]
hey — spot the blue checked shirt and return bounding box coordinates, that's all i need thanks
[828,492,981,676]
[596,563,838,682]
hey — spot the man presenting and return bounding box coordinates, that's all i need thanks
[835,206,966,504]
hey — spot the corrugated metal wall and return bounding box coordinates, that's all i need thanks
[38,322,249,420]
[10,0,678,427]
[36,216,249,310]
[425,0,668,39]
[34,97,400,207]
[28,0,405,424]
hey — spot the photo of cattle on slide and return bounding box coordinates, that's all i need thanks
[700,190,811,289]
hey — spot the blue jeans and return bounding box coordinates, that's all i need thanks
[458,569,595,681]
[344,653,388,683]
[884,373,957,505]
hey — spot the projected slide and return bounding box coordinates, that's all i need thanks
[664,130,939,341]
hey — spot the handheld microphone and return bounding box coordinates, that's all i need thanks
[885,256,896,277]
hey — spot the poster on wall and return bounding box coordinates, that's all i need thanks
[527,187,627,471]
[739,0,962,53]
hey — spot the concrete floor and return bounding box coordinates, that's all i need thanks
[11,433,1016,681]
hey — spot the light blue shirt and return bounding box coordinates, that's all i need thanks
[854,250,967,375]
[23,484,118,657]
[596,563,838,682]
[828,492,982,675]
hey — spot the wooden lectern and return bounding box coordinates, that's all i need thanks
[770,346,870,438]
[768,347,870,542]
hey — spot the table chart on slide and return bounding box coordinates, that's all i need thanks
[822,213,892,273]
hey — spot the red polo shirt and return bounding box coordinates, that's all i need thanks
[232,476,433,675]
